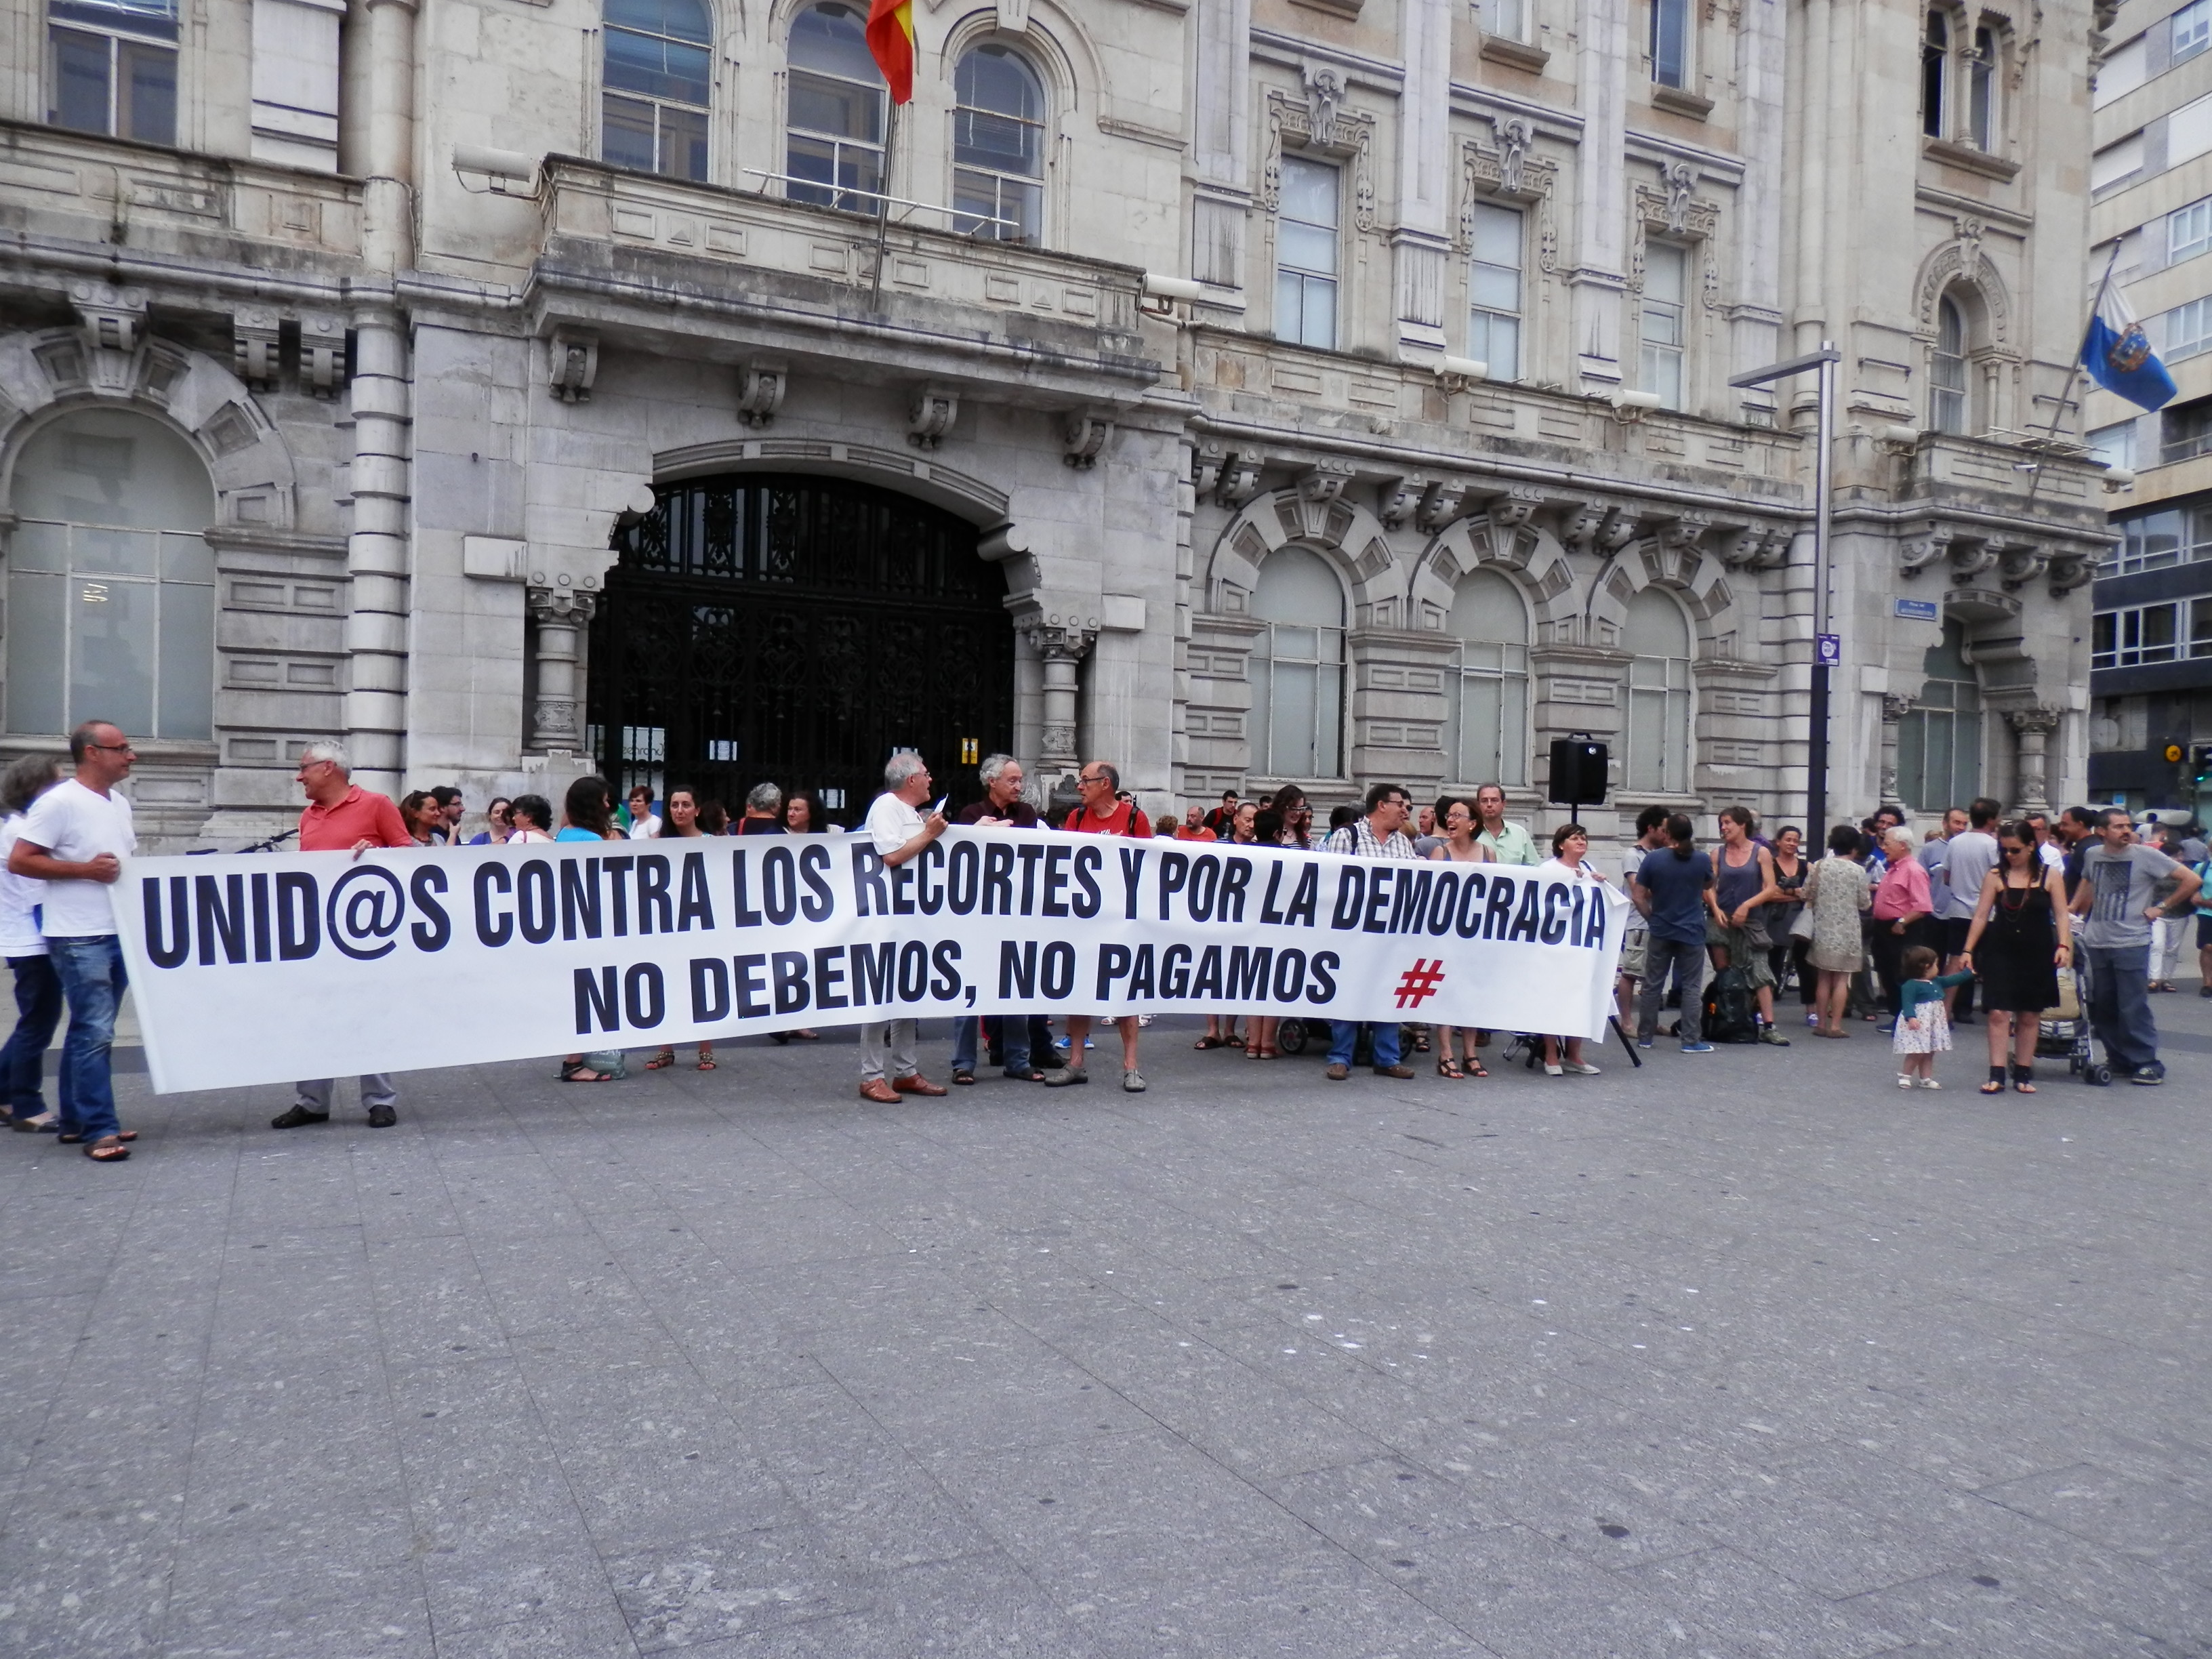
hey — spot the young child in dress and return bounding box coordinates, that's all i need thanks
[1893,944,1974,1089]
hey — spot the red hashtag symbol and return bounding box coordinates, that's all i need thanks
[1394,958,1446,1009]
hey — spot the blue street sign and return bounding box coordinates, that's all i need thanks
[1894,597,1940,621]
[1815,633,1841,666]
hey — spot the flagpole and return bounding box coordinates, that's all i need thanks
[2038,239,2123,450]
[870,98,898,308]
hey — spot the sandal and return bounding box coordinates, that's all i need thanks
[1436,1057,1463,1079]
[695,1054,717,1071]
[1465,1058,1489,1078]
[558,1060,613,1082]
[84,1139,129,1162]
[1414,1032,1432,1053]
[1980,1079,2005,1094]
[951,1068,977,1086]
[58,1129,137,1144]
[645,1050,676,1070]
[1194,1036,1227,1050]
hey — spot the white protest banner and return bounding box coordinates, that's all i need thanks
[115,830,1626,1093]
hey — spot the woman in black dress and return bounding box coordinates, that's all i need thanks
[1960,820,2072,1094]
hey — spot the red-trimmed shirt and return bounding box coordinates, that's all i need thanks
[1064,800,1152,838]
[300,785,412,853]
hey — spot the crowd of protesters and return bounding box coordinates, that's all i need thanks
[0,722,2202,1158]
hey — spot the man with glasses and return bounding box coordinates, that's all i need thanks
[1044,760,1151,1092]
[7,722,140,1164]
[2071,808,2203,1085]
[1320,783,1421,1081]
[857,751,951,1103]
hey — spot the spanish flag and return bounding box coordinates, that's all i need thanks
[865,0,914,104]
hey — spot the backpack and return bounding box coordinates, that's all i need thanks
[1702,967,1760,1044]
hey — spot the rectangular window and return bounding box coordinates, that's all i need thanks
[1275,157,1340,351]
[2166,298,2212,368]
[2088,420,2137,470]
[1639,241,1687,409]
[1249,622,1345,777]
[2091,603,2182,669]
[2164,396,2212,464]
[1967,26,1996,149]
[2177,0,2211,64]
[2104,508,2184,575]
[1625,655,1692,794]
[1650,0,1690,87]
[1480,0,1532,43]
[2194,597,2212,656]
[1447,642,1530,788]
[1468,202,1523,381]
[2173,197,2212,264]
[47,0,177,145]
[2091,133,2145,190]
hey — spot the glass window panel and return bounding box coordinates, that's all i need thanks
[51,28,111,134]
[1459,674,1501,783]
[602,28,710,104]
[157,579,211,738]
[789,2,881,80]
[1277,220,1337,277]
[1628,689,1664,792]
[1252,546,1345,626]
[1481,0,1529,40]
[1272,625,1317,659]
[1622,588,1690,657]
[5,573,66,736]
[1449,569,1528,642]
[1275,271,1305,342]
[1651,0,1689,85]
[1897,710,1926,807]
[1471,260,1521,311]
[1315,661,1343,775]
[14,408,214,529]
[54,0,180,37]
[1500,671,1528,785]
[160,531,214,583]
[1271,659,1318,775]
[1923,714,1953,810]
[2142,603,2179,660]
[605,0,710,43]
[2174,198,2212,262]
[120,38,173,144]
[957,44,1042,120]
[1645,243,1687,306]
[790,68,882,143]
[1280,157,1339,228]
[1300,277,1337,349]
[602,94,659,171]
[1968,28,1994,148]
[2178,0,2210,61]
[73,526,158,577]
[1248,649,1273,775]
[1471,312,1519,380]
[12,523,68,573]
[70,576,155,736]
[2192,598,2212,655]
[661,102,708,179]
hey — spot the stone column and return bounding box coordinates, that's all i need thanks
[1025,621,1095,814]
[1879,693,1913,816]
[2007,706,2060,818]
[527,589,596,752]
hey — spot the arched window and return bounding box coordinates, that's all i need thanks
[6,407,216,740]
[952,45,1044,243]
[1248,546,1346,779]
[1921,10,1948,138]
[1931,293,1969,434]
[1898,619,1982,813]
[48,0,176,146]
[787,2,885,213]
[1622,587,1692,795]
[1443,569,1530,787]
[602,0,712,181]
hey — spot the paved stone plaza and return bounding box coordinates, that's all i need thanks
[2,998,2209,1659]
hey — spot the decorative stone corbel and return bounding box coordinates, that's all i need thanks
[1416,479,1467,532]
[71,281,146,354]
[1948,537,2000,581]
[1063,410,1114,469]
[1656,514,1711,560]
[736,361,787,428]
[300,314,346,398]
[1290,460,1355,538]
[908,384,959,449]
[2046,550,2096,594]
[1998,543,2051,590]
[1558,502,1613,554]
[233,308,282,390]
[1898,525,1952,578]
[1216,452,1264,508]
[1193,443,1227,501]
[1377,476,1422,530]
[1485,485,1543,531]
[548,329,598,403]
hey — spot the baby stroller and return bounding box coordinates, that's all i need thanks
[2035,967,2108,1084]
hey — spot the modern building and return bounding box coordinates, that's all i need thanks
[0,0,2112,848]
[2087,0,2212,815]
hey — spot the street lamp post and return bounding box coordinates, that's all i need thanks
[1729,343,1841,839]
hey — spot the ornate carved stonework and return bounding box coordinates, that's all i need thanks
[547,329,598,403]
[736,361,787,428]
[1263,87,1377,234]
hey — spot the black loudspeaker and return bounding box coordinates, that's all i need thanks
[1548,735,1610,807]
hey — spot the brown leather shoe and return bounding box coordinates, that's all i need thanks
[893,1074,948,1097]
[857,1079,900,1103]
[1372,1064,1416,1079]
[1326,1063,1350,1081]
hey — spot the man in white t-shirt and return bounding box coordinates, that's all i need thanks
[8,721,139,1162]
[858,751,949,1103]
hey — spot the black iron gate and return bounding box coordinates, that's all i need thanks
[586,473,1013,825]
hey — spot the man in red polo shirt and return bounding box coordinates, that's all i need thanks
[1042,760,1152,1093]
[275,740,414,1130]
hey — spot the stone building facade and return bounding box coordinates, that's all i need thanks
[0,0,2114,847]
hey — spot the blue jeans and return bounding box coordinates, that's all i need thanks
[1327,1021,1401,1069]
[2082,943,2158,1072]
[953,1015,1031,1074]
[48,935,126,1142]
[0,954,64,1119]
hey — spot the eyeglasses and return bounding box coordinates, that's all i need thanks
[1080,773,1110,786]
[86,741,134,755]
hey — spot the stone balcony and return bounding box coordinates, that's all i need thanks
[0,119,363,282]
[525,157,1162,409]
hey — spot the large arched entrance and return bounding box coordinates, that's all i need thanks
[586,472,1015,823]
